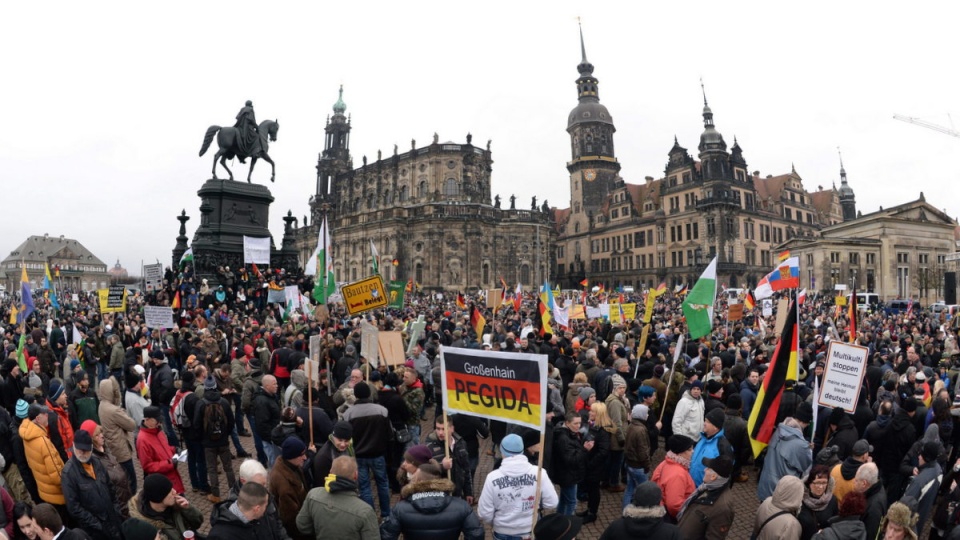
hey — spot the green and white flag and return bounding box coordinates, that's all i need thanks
[178,247,193,268]
[308,216,337,304]
[370,239,380,275]
[682,256,718,340]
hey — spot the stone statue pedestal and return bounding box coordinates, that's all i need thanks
[188,179,297,279]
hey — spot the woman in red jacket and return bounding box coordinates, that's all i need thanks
[135,406,185,494]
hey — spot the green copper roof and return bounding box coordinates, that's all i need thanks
[333,85,346,114]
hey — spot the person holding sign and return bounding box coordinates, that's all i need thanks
[477,434,558,539]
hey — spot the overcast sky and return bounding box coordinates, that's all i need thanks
[4,1,959,274]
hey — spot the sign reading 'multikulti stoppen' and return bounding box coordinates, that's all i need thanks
[818,341,868,413]
[440,347,547,431]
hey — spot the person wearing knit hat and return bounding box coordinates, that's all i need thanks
[677,453,735,538]
[576,386,596,419]
[605,372,631,494]
[121,518,159,540]
[688,406,733,487]
[621,402,652,509]
[135,405,186,497]
[131,474,202,535]
[269,437,309,537]
[15,398,28,419]
[311,421,355,487]
[397,444,436,489]
[650,434,696,521]
[603,481,680,538]
[478,433,558,537]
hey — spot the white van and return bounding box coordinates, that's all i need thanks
[846,293,879,307]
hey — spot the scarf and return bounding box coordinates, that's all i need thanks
[677,475,729,520]
[802,486,833,512]
[665,451,690,468]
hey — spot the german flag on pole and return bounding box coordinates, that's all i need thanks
[536,295,553,337]
[579,278,589,288]
[171,291,181,310]
[456,292,466,310]
[748,300,799,457]
[470,304,487,338]
[778,250,791,263]
[848,286,858,343]
[744,291,755,310]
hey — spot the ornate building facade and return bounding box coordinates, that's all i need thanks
[555,34,852,291]
[292,88,555,291]
[2,234,108,292]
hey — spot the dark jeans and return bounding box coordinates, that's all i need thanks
[160,406,180,447]
[231,394,247,434]
[246,413,268,466]
[119,458,137,495]
[185,439,209,492]
[607,449,624,486]
[558,484,578,515]
[582,479,601,514]
[205,445,236,497]
[357,456,391,518]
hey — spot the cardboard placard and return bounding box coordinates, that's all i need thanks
[379,331,406,366]
[143,306,174,329]
[728,304,744,321]
[817,341,868,413]
[774,298,790,335]
[360,321,380,367]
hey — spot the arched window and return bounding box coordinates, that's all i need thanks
[520,264,530,285]
[482,263,490,285]
[444,178,458,196]
[575,241,581,257]
[417,181,426,198]
[415,263,423,284]
[399,185,409,202]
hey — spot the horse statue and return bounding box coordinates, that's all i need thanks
[199,119,280,183]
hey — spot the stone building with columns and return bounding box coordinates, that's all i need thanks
[2,234,108,292]
[291,88,555,291]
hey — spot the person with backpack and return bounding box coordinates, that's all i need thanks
[170,371,210,496]
[194,375,236,503]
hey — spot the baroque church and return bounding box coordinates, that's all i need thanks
[554,29,857,291]
[291,88,555,291]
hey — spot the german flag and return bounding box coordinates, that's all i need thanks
[456,292,466,310]
[848,287,858,343]
[171,291,181,310]
[470,305,487,338]
[405,278,414,292]
[748,300,798,457]
[580,278,589,287]
[537,295,553,337]
[655,282,667,296]
[778,250,791,263]
[744,291,755,310]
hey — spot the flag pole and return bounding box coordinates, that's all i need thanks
[307,362,314,447]
[658,334,685,427]
[530,430,547,534]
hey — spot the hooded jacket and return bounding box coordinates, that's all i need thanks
[875,408,916,473]
[136,424,185,494]
[830,457,863,503]
[903,459,942,533]
[811,515,866,540]
[689,427,733,486]
[241,367,265,415]
[210,481,290,540]
[828,414,858,461]
[676,482,735,540]
[757,420,813,501]
[268,458,308,539]
[207,501,277,540]
[755,475,804,540]
[740,379,759,420]
[651,453,696,519]
[19,418,64,504]
[380,478,483,540]
[283,369,307,408]
[672,390,704,442]
[598,505,682,540]
[194,388,235,448]
[61,454,122,537]
[551,424,587,487]
[98,378,135,463]
[296,475,380,540]
[477,454,559,535]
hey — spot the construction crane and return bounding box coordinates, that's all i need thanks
[893,114,960,138]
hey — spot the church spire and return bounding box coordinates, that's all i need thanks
[579,18,588,64]
[838,146,847,179]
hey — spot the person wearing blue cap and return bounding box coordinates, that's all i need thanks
[478,433,558,539]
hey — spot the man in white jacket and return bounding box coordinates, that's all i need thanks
[672,380,705,442]
[478,434,558,539]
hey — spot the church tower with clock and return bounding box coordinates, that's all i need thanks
[566,26,620,235]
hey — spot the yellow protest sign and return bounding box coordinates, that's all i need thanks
[97,286,127,313]
[341,275,388,315]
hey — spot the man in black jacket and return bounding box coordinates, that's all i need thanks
[341,381,392,518]
[147,350,178,447]
[210,459,291,540]
[61,430,123,540]
[208,482,277,540]
[425,416,473,503]
[195,375,236,504]
[253,375,282,466]
[552,412,587,516]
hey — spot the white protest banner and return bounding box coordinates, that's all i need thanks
[761,299,773,318]
[143,306,174,329]
[360,320,380,367]
[144,263,164,292]
[243,236,272,264]
[267,288,286,304]
[586,306,602,319]
[599,303,610,319]
[817,341,868,413]
[284,286,301,310]
[306,335,322,382]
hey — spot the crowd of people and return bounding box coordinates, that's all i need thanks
[0,263,958,540]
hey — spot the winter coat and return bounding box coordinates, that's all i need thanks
[830,457,862,503]
[811,515,866,540]
[598,505,682,540]
[690,428,734,486]
[400,382,425,428]
[380,478,484,540]
[723,408,750,470]
[424,431,473,498]
[342,401,391,458]
[827,414,858,461]
[92,447,132,517]
[194,389,235,448]
[757,420,813,501]
[241,369,264,415]
[584,423,611,479]
[676,484,735,540]
[565,382,589,415]
[128,492,203,540]
[209,482,290,540]
[551,425,587,487]
[67,386,99,430]
[61,455,122,538]
[283,369,307,409]
[268,458,308,540]
[149,361,175,407]
[11,418,40,503]
[798,494,838,540]
[310,437,354,489]
[903,459,942,532]
[864,412,896,470]
[97,378,135,463]
[740,379,759,420]
[253,387,282,442]
[19,418,64,504]
[296,476,380,540]
[672,390,704,442]
[208,502,281,540]
[874,409,916,475]
[478,454,558,535]
[624,419,651,470]
[605,393,629,451]
[45,399,74,459]
[135,424,185,494]
[754,476,804,540]
[651,453,696,519]
[861,480,887,540]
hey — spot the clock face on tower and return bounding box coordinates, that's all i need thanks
[584,169,597,182]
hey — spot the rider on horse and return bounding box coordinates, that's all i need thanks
[234,100,260,163]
